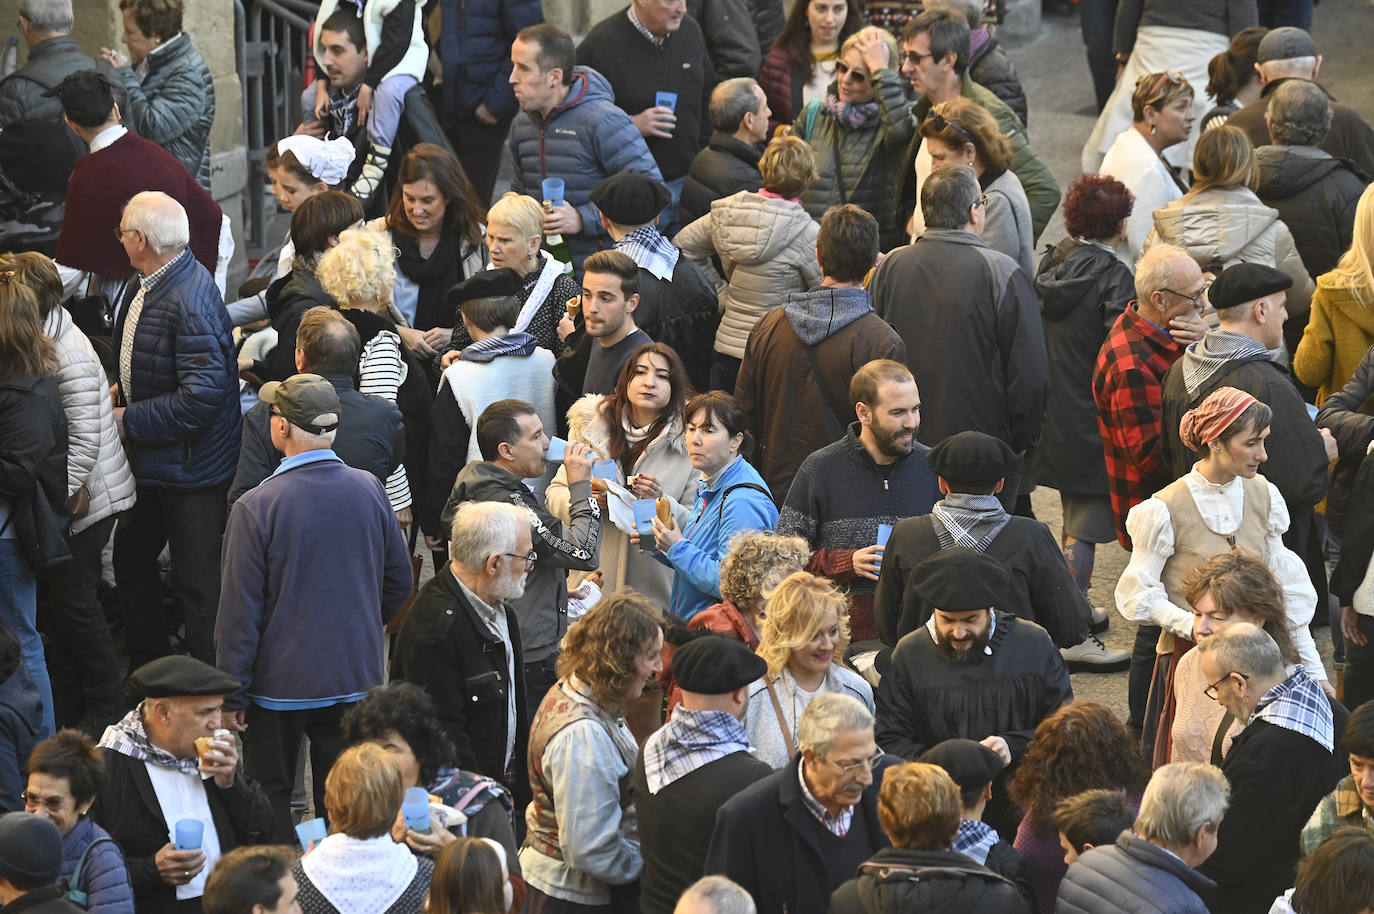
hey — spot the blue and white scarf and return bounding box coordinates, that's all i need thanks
[931,493,1011,552]
[642,708,750,794]
[954,819,1000,865]
[98,703,204,777]
[615,225,678,280]
[1251,665,1334,752]
[459,330,539,364]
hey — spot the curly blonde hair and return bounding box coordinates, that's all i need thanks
[719,531,811,608]
[557,590,664,714]
[316,228,396,309]
[757,572,851,679]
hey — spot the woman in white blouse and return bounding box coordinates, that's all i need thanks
[1115,386,1328,765]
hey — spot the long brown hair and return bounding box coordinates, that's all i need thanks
[1008,701,1150,824]
[599,342,692,474]
[1182,550,1299,664]
[427,838,507,914]
[773,0,868,84]
[385,143,486,246]
[0,274,57,379]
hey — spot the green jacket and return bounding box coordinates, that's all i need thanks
[901,74,1060,242]
[794,68,916,252]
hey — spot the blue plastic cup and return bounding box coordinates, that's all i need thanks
[541,177,565,207]
[403,786,432,834]
[174,818,203,851]
[592,458,618,480]
[295,817,327,850]
[876,523,893,547]
[546,437,567,461]
[655,91,678,112]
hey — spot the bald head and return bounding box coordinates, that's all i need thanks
[296,306,361,375]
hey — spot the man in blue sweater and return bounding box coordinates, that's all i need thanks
[215,374,412,843]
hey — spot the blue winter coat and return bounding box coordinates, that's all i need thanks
[60,816,135,914]
[508,66,662,263]
[113,249,241,490]
[435,0,544,121]
[663,455,777,620]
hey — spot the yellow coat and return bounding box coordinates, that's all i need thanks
[1294,273,1374,405]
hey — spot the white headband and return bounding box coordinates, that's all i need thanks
[274,135,355,186]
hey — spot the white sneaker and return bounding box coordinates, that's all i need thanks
[1060,634,1130,672]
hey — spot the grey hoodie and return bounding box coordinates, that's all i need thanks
[782,285,874,345]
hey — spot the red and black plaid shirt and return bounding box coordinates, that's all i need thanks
[1093,306,1185,550]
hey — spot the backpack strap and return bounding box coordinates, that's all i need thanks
[65,835,115,908]
[716,482,770,525]
[796,100,822,143]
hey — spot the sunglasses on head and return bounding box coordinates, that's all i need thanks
[1137,70,1185,108]
[929,112,975,147]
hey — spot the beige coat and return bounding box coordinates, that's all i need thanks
[675,190,822,360]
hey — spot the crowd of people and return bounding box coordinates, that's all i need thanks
[1,0,1374,912]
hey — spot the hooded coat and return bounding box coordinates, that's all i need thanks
[675,189,822,359]
[1253,145,1366,281]
[829,847,1030,914]
[734,286,905,503]
[1294,274,1374,405]
[1032,238,1134,494]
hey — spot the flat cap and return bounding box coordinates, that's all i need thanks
[1208,262,1292,311]
[129,655,241,699]
[919,739,1005,792]
[259,373,340,435]
[0,813,63,889]
[446,267,524,308]
[1257,26,1317,63]
[43,69,115,128]
[0,119,79,193]
[927,431,1015,487]
[590,172,672,227]
[911,547,1010,612]
[673,635,767,694]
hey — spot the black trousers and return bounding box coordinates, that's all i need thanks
[525,655,559,722]
[1129,623,1162,736]
[243,702,350,844]
[44,514,123,727]
[113,484,227,669]
[1079,0,1118,113]
[445,108,515,207]
[1344,614,1374,713]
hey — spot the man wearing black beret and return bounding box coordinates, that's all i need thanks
[92,656,274,914]
[588,172,719,391]
[1160,261,1336,603]
[875,547,1072,837]
[634,636,772,914]
[872,430,1128,671]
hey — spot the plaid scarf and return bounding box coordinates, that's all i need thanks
[1180,330,1272,398]
[98,703,204,776]
[822,87,880,131]
[615,225,678,281]
[1252,666,1334,752]
[460,331,539,364]
[931,493,1011,552]
[643,708,750,794]
[954,819,999,865]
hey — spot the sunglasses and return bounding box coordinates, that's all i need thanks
[1137,70,1185,109]
[928,112,976,147]
[834,60,869,83]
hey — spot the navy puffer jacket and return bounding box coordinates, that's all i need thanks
[435,0,544,121]
[114,250,241,490]
[508,67,662,264]
[60,815,135,914]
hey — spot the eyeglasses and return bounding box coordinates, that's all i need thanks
[834,61,868,83]
[503,551,538,569]
[1161,280,1212,307]
[1204,670,1249,701]
[21,791,69,813]
[824,748,886,773]
[928,112,976,147]
[970,192,989,209]
[114,227,139,242]
[903,50,935,65]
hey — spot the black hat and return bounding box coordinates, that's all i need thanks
[1257,26,1318,63]
[910,547,1010,612]
[672,635,767,694]
[0,813,64,889]
[43,69,116,129]
[927,431,1015,487]
[445,268,524,308]
[259,373,341,435]
[589,172,672,227]
[129,656,241,699]
[0,119,79,193]
[918,739,1005,794]
[1209,262,1293,311]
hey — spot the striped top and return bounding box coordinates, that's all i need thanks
[358,329,411,511]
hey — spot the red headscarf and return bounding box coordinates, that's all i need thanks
[1179,387,1259,451]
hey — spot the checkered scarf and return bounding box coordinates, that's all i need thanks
[642,708,750,794]
[98,703,203,776]
[931,493,1011,552]
[954,819,999,864]
[1252,666,1333,752]
[615,225,678,280]
[1180,331,1272,398]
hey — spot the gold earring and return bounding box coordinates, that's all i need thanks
[1149,123,1157,135]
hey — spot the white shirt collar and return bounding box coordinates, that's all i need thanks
[88,123,128,153]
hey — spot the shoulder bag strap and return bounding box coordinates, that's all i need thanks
[1210,711,1236,766]
[800,337,849,439]
[764,676,797,759]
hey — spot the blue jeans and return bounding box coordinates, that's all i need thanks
[0,539,54,737]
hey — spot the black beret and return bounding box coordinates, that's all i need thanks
[43,69,115,129]
[673,635,767,694]
[911,547,1010,612]
[589,172,672,226]
[0,813,63,889]
[129,656,241,699]
[445,267,524,308]
[0,119,79,193]
[1208,262,1293,311]
[927,431,1015,487]
[918,738,1005,792]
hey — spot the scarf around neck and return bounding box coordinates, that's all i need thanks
[1181,330,1273,398]
[931,493,1011,552]
[300,832,418,914]
[1251,666,1334,752]
[460,330,539,363]
[393,227,464,331]
[98,703,203,777]
[822,86,880,131]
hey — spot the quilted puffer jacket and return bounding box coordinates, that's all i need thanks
[1146,185,1315,318]
[43,306,135,534]
[1254,144,1367,279]
[113,250,241,490]
[108,33,215,191]
[508,67,662,265]
[969,34,1028,128]
[59,815,134,914]
[795,69,916,251]
[674,189,821,359]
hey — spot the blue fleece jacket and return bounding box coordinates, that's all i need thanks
[215,453,412,710]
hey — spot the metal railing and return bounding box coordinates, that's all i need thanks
[239,0,316,252]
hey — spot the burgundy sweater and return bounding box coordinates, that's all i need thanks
[56,131,221,279]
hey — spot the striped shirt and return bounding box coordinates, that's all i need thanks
[358,329,412,512]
